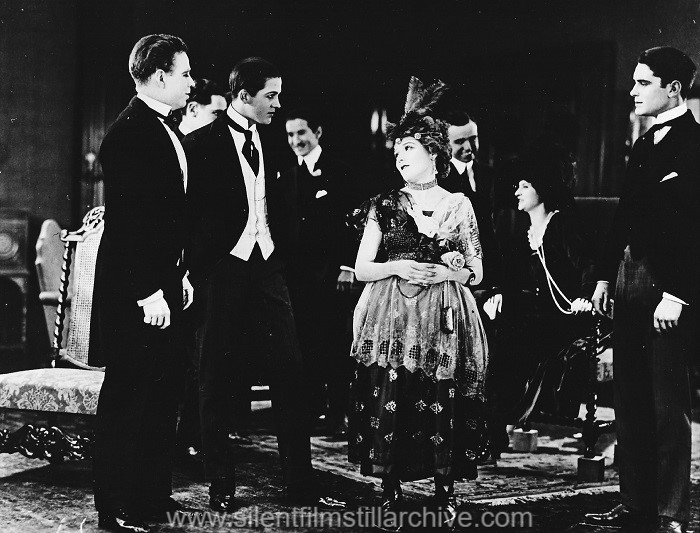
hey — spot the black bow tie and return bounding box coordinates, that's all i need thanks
[643,113,685,142]
[226,114,260,175]
[151,108,183,140]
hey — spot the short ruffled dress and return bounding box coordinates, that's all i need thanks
[347,189,489,481]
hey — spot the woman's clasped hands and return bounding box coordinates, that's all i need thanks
[394,260,450,285]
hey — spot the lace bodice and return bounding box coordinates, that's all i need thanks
[351,189,482,264]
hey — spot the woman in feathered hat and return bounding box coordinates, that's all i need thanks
[347,77,489,517]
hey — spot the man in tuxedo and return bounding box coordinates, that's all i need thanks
[178,78,227,136]
[175,77,228,465]
[587,47,700,533]
[91,34,195,532]
[282,109,356,437]
[442,111,507,460]
[185,58,341,512]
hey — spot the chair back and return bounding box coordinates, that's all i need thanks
[53,207,105,370]
[35,219,72,347]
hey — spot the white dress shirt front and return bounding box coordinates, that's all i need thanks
[227,107,275,260]
[451,157,476,193]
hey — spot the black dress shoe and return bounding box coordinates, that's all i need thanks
[435,483,458,528]
[655,516,690,533]
[584,504,643,528]
[98,509,150,532]
[209,478,236,512]
[209,492,236,513]
[380,479,403,513]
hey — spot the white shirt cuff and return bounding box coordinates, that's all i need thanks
[340,265,355,272]
[137,289,164,307]
[596,280,609,285]
[662,292,688,306]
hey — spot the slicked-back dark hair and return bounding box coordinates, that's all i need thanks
[229,57,281,98]
[638,46,697,99]
[187,78,225,106]
[285,108,322,132]
[444,110,473,127]
[128,34,188,84]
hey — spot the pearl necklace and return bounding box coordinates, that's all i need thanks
[404,178,438,190]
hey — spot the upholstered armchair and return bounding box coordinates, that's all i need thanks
[0,207,105,462]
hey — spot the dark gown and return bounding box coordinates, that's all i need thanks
[347,189,489,482]
[501,209,594,423]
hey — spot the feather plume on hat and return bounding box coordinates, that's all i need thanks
[388,76,452,179]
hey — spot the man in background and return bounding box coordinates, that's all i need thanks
[443,110,507,461]
[178,78,227,136]
[283,108,357,438]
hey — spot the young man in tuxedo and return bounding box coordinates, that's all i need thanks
[175,76,227,466]
[184,58,342,512]
[178,78,227,136]
[91,34,195,532]
[442,110,507,461]
[282,109,357,438]
[587,46,700,533]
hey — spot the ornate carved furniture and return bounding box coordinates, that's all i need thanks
[35,219,73,348]
[0,207,105,462]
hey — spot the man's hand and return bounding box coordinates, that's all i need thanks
[591,281,610,315]
[337,269,357,292]
[653,298,683,333]
[183,274,194,310]
[143,297,171,329]
[483,293,503,321]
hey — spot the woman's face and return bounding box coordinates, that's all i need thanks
[515,180,541,212]
[394,137,434,183]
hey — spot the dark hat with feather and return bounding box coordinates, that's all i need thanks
[387,76,452,179]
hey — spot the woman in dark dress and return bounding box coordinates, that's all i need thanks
[347,78,489,517]
[501,142,594,424]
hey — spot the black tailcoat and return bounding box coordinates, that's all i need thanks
[595,109,700,522]
[92,96,188,512]
[183,114,312,486]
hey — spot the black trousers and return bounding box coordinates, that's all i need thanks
[93,287,185,513]
[198,248,312,486]
[614,248,693,522]
[287,271,356,427]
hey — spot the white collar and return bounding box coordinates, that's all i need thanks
[654,102,687,126]
[298,145,322,169]
[227,106,257,132]
[137,93,172,117]
[451,157,473,175]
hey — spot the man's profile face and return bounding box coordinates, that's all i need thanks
[245,77,282,125]
[286,118,321,157]
[447,121,479,164]
[630,62,674,117]
[186,94,227,130]
[162,52,195,109]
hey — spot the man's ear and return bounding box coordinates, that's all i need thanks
[187,101,198,116]
[154,68,166,87]
[668,80,682,98]
[239,89,249,103]
[315,126,323,140]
